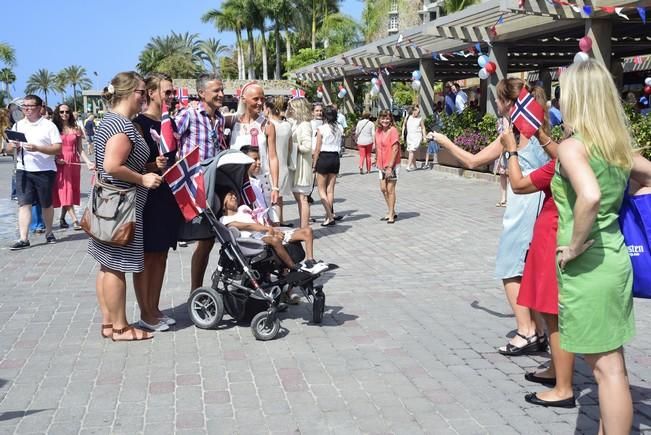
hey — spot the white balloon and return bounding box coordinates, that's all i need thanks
[371,78,378,85]
[373,84,380,93]
[573,51,589,64]
[411,80,421,91]
[478,68,489,80]
[645,77,651,87]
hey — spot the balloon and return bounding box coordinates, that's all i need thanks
[645,77,651,87]
[371,78,378,86]
[373,84,380,94]
[478,55,489,68]
[316,91,323,99]
[579,36,592,53]
[484,61,496,75]
[411,80,421,91]
[412,70,421,80]
[478,68,489,80]
[645,85,651,96]
[370,87,379,96]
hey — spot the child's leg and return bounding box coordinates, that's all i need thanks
[288,227,314,260]
[262,234,296,269]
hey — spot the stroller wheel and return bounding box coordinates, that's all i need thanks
[312,291,326,324]
[251,311,280,341]
[188,286,224,329]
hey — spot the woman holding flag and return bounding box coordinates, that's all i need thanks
[431,79,557,356]
[131,73,184,332]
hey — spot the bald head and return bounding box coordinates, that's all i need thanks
[242,83,265,116]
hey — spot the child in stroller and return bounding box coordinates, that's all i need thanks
[187,149,336,340]
[220,189,328,275]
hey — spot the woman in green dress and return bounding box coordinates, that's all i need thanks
[549,59,651,434]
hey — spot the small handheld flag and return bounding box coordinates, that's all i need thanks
[159,103,177,155]
[510,87,544,139]
[163,146,206,221]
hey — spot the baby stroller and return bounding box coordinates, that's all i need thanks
[186,150,336,340]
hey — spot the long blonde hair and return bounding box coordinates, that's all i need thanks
[559,59,633,169]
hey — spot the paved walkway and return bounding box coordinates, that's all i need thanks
[0,154,649,435]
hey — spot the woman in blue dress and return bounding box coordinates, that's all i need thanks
[432,79,556,355]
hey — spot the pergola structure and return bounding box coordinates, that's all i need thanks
[292,0,651,116]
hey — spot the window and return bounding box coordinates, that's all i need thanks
[388,14,399,32]
[390,0,398,12]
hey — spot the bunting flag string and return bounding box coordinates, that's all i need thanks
[539,0,647,22]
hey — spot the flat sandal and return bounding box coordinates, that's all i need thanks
[101,323,113,339]
[111,326,153,342]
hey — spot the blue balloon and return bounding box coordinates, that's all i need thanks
[478,55,489,68]
[411,70,421,80]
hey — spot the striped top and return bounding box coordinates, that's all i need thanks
[87,112,149,273]
[175,102,226,161]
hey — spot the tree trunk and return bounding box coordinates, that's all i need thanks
[260,28,269,81]
[285,30,292,62]
[44,90,48,107]
[274,21,281,80]
[72,84,77,112]
[236,30,245,80]
[246,27,255,80]
[311,0,317,50]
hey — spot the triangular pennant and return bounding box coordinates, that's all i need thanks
[638,7,646,24]
[431,52,439,60]
[616,7,629,20]
[601,6,615,13]
[570,4,581,13]
[583,5,593,15]
[496,15,505,24]
[439,53,448,61]
[475,42,482,54]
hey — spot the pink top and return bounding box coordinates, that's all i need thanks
[375,126,400,169]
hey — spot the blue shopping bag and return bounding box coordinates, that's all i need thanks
[619,189,651,298]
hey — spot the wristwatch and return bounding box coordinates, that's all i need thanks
[504,151,519,160]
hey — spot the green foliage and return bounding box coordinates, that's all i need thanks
[137,31,205,77]
[625,105,651,158]
[285,48,325,72]
[392,82,415,107]
[0,42,15,67]
[25,68,56,105]
[444,0,480,13]
[439,108,495,152]
[344,111,359,136]
[551,125,564,143]
[476,113,498,143]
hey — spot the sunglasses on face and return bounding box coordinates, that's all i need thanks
[134,89,146,96]
[59,110,70,114]
[163,90,175,96]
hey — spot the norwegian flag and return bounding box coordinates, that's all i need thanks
[159,103,177,154]
[240,175,258,209]
[163,146,206,221]
[510,87,544,139]
[290,88,305,99]
[177,87,189,106]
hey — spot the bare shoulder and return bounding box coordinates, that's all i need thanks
[558,137,587,159]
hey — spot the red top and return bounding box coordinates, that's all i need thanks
[375,126,400,169]
[529,159,557,216]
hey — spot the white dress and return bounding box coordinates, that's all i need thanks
[271,119,293,198]
[405,116,423,152]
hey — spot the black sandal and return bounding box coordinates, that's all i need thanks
[498,332,539,356]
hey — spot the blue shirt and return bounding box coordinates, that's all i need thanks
[549,106,563,126]
[445,93,456,116]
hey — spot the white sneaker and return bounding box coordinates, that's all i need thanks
[139,319,170,331]
[159,315,176,326]
[300,260,329,275]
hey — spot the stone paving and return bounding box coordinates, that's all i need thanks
[0,154,649,435]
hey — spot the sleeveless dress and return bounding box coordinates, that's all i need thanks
[230,115,278,221]
[494,136,550,279]
[271,119,293,198]
[133,114,183,252]
[53,131,82,207]
[405,116,423,152]
[516,160,559,314]
[551,151,633,353]
[87,112,150,273]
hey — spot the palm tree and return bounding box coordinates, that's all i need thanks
[202,6,246,80]
[25,69,56,106]
[137,32,204,78]
[198,38,229,75]
[54,70,68,102]
[62,65,92,112]
[0,42,15,67]
[361,0,392,42]
[0,67,16,99]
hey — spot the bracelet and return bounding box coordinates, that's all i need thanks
[541,139,552,147]
[271,186,280,192]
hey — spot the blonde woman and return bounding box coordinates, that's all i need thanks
[548,59,651,432]
[89,71,163,342]
[286,97,313,228]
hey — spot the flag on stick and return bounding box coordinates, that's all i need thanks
[163,146,206,221]
[159,103,177,155]
[510,88,544,139]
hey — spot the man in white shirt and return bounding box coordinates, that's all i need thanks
[452,83,468,114]
[6,95,62,250]
[332,104,347,156]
